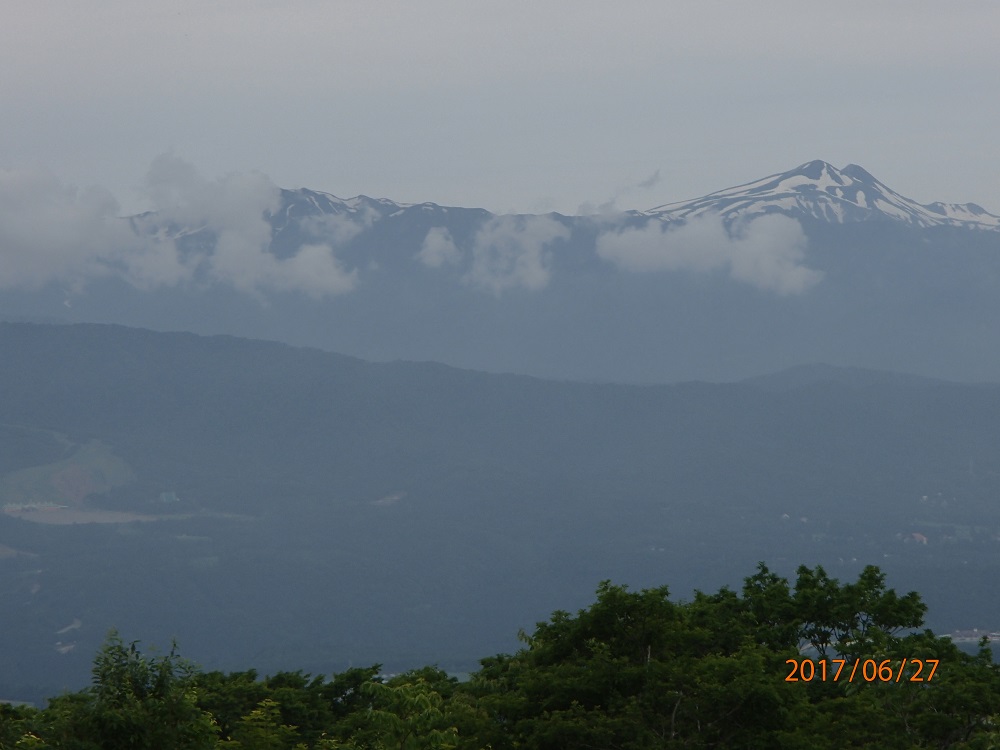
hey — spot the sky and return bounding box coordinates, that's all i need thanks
[3,0,1000,218]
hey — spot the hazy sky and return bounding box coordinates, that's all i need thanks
[3,1,999,216]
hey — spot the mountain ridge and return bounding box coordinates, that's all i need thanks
[270,160,1000,230]
[739,362,955,391]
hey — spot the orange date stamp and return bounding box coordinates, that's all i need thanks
[785,658,939,683]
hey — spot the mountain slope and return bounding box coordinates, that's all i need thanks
[740,363,949,391]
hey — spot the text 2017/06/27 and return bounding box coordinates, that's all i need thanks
[785,658,940,683]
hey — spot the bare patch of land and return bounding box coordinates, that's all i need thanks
[2,506,196,525]
[2,506,251,525]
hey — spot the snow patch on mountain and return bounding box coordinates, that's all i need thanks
[646,160,1000,230]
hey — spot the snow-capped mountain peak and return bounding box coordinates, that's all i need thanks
[645,161,1000,230]
[278,188,407,219]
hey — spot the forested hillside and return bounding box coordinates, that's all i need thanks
[3,323,1000,697]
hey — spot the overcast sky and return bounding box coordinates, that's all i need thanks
[3,1,999,217]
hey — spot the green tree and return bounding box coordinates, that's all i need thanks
[363,678,459,750]
[793,564,926,660]
[192,670,269,744]
[36,630,219,750]
[216,698,302,750]
[89,631,217,749]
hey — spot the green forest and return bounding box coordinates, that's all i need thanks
[3,564,999,749]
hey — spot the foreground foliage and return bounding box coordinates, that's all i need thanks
[3,564,999,749]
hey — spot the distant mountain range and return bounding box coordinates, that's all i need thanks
[270,159,1000,232]
[3,160,1000,383]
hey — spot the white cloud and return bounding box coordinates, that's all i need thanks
[144,155,361,298]
[143,153,279,294]
[300,210,372,246]
[118,235,195,289]
[269,243,358,299]
[0,156,361,299]
[596,214,821,295]
[463,216,569,294]
[637,169,662,190]
[0,166,189,290]
[726,215,823,295]
[417,227,462,267]
[576,169,664,217]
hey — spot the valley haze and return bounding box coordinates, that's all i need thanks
[2,322,1000,702]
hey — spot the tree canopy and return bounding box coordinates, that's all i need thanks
[2,564,998,749]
